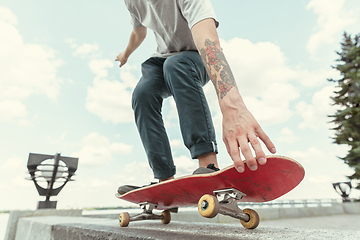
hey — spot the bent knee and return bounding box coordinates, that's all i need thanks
[163,53,195,74]
[132,83,163,111]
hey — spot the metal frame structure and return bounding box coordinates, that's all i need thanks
[333,182,352,202]
[27,153,78,209]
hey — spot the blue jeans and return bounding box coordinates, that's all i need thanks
[132,51,218,179]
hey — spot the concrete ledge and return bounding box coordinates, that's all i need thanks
[85,202,360,223]
[8,203,360,240]
[343,202,360,214]
[14,215,360,240]
[5,209,82,240]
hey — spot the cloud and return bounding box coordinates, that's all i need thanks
[170,139,183,149]
[164,97,179,128]
[67,41,139,124]
[0,7,62,125]
[110,142,133,154]
[221,38,298,96]
[0,156,29,192]
[111,155,199,185]
[0,6,17,25]
[112,161,154,185]
[86,62,137,123]
[297,67,340,88]
[306,0,357,56]
[283,145,356,200]
[119,64,138,90]
[46,131,68,145]
[243,82,300,125]
[67,39,100,58]
[174,155,198,177]
[3,156,24,170]
[71,132,133,166]
[277,127,300,144]
[200,38,302,128]
[74,43,99,57]
[0,100,27,122]
[86,78,133,123]
[287,147,325,164]
[84,178,111,189]
[307,175,334,184]
[89,59,114,78]
[296,85,337,130]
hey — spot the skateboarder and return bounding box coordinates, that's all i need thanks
[116,0,276,194]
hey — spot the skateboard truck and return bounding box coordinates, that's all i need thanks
[198,188,260,229]
[119,202,171,227]
[214,188,249,221]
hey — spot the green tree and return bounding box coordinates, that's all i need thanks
[329,32,360,190]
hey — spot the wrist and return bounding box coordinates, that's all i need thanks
[123,49,131,59]
[219,88,247,113]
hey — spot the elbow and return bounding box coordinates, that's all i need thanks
[133,26,147,41]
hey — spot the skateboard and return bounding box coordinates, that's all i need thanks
[115,155,305,229]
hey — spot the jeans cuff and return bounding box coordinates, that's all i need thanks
[190,141,218,159]
[154,167,176,180]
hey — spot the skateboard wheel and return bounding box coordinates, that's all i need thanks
[119,212,130,227]
[240,209,260,229]
[161,210,171,224]
[198,194,219,218]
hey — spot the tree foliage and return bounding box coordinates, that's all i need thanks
[329,32,360,190]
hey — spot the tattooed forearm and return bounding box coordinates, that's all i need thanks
[200,39,236,99]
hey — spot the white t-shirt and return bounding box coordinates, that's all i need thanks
[124,0,219,58]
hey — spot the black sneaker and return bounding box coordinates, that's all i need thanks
[117,185,141,195]
[192,163,220,175]
[118,182,157,195]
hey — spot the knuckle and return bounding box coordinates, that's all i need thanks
[250,138,259,146]
[230,149,238,156]
[240,145,250,152]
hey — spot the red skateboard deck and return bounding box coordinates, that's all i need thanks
[116,155,304,210]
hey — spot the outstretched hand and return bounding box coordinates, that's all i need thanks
[115,52,128,68]
[221,100,276,173]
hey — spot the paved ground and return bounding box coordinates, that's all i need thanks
[17,215,360,240]
[261,214,360,230]
[115,221,360,240]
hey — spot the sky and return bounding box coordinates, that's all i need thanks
[1,0,360,210]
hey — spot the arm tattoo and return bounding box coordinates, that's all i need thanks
[200,39,236,99]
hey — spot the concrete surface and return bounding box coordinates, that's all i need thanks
[15,215,360,240]
[5,209,82,240]
[8,203,360,240]
[85,202,360,223]
[261,214,360,230]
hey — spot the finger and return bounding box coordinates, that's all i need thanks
[223,137,230,155]
[238,136,257,171]
[248,134,267,165]
[226,137,245,173]
[256,127,276,154]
